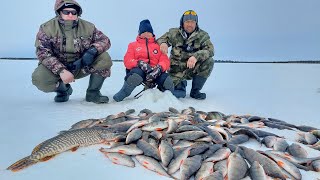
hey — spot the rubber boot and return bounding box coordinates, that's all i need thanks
[54,81,73,102]
[172,80,187,98]
[113,73,143,102]
[190,75,207,100]
[85,74,109,104]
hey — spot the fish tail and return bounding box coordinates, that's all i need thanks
[7,156,37,172]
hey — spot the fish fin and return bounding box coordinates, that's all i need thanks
[31,142,46,154]
[118,150,125,154]
[277,161,284,167]
[7,156,37,172]
[40,155,55,162]
[71,145,80,152]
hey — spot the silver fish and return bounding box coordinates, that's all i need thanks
[180,155,202,180]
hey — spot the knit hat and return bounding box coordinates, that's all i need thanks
[138,19,154,35]
[55,0,82,16]
[180,10,198,27]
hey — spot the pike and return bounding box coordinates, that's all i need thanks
[7,127,125,172]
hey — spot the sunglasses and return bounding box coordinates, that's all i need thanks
[184,10,197,16]
[61,10,78,15]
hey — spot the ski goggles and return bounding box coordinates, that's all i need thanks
[183,10,197,16]
[61,10,78,15]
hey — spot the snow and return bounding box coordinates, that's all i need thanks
[0,60,320,179]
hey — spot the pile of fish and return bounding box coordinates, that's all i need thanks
[7,107,320,180]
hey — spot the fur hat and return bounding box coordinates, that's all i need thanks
[138,19,154,35]
[54,0,82,16]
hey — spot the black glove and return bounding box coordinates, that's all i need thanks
[146,65,162,82]
[81,47,98,66]
[137,60,153,73]
[66,47,98,71]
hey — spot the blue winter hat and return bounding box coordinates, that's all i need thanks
[138,19,154,35]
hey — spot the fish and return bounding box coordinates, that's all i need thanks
[136,139,160,160]
[260,151,302,180]
[195,162,214,180]
[240,146,286,179]
[100,152,135,168]
[168,147,191,174]
[125,128,142,144]
[249,161,268,180]
[227,151,248,180]
[7,127,124,172]
[99,144,143,155]
[159,140,174,167]
[180,155,202,180]
[135,155,171,178]
[287,143,308,158]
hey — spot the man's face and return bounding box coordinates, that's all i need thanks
[60,8,78,21]
[140,32,153,38]
[183,20,197,33]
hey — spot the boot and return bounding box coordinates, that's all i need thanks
[172,80,187,98]
[54,81,73,102]
[113,73,143,102]
[190,75,207,100]
[86,74,109,104]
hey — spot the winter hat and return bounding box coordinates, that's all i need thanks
[180,10,198,27]
[138,19,154,35]
[55,0,82,16]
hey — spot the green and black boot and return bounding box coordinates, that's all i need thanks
[86,74,109,104]
[190,75,207,100]
[54,81,73,102]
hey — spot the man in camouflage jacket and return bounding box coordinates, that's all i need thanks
[32,0,112,103]
[157,10,214,100]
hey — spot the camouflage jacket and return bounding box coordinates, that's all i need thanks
[35,17,111,75]
[157,28,214,67]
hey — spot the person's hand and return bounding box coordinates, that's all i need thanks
[160,43,168,54]
[187,56,197,69]
[82,47,98,66]
[137,60,153,73]
[59,69,75,84]
[146,65,162,82]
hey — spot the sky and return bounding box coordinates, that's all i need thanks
[0,60,320,179]
[1,0,320,61]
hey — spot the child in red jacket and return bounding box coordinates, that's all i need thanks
[113,19,174,102]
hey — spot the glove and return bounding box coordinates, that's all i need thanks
[146,65,162,82]
[66,47,98,71]
[81,47,98,66]
[137,60,153,73]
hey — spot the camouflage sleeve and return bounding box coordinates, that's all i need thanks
[91,27,111,54]
[35,27,66,75]
[157,31,172,47]
[193,33,214,62]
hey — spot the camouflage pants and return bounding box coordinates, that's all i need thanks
[169,57,214,86]
[32,52,112,92]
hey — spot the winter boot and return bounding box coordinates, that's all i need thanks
[190,75,207,100]
[172,80,187,98]
[113,73,143,102]
[54,81,73,102]
[86,74,109,104]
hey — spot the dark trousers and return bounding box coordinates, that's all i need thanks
[125,67,170,91]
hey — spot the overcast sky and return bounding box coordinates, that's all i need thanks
[1,0,319,61]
